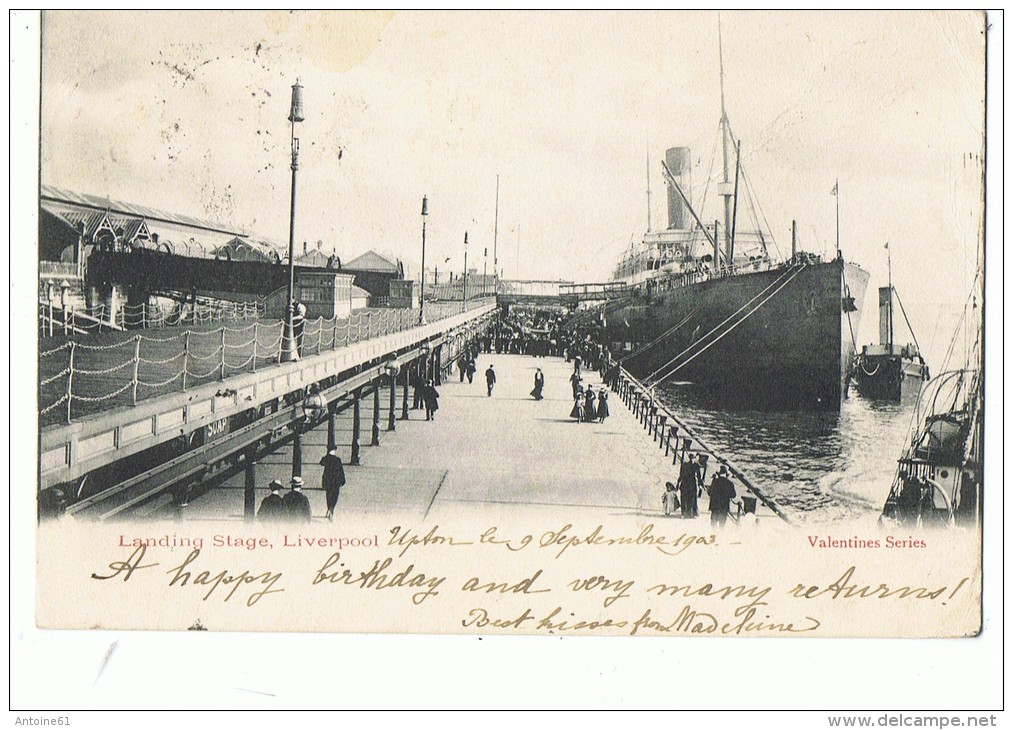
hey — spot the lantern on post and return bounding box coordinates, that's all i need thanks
[281,79,306,363]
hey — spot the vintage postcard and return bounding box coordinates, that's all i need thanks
[29,10,989,646]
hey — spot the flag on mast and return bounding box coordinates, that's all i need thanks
[831,181,839,196]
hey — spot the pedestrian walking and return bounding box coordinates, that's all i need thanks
[258,479,287,521]
[676,454,702,518]
[569,371,582,400]
[531,368,545,400]
[283,476,312,522]
[423,379,440,420]
[583,387,597,422]
[707,466,739,528]
[570,389,585,421]
[596,389,610,422]
[663,482,680,517]
[466,358,476,384]
[458,358,467,382]
[412,370,425,409]
[320,449,346,521]
[485,364,497,396]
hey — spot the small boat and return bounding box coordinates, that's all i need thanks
[854,246,929,401]
[880,274,982,529]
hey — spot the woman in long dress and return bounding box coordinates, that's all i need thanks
[531,368,545,400]
[596,389,609,423]
[570,388,585,421]
[583,388,597,422]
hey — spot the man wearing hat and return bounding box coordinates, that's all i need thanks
[707,466,739,527]
[320,448,346,521]
[283,476,312,522]
[257,480,286,521]
[485,364,497,397]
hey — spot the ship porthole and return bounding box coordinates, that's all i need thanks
[940,469,949,479]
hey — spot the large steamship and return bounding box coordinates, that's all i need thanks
[604,58,868,410]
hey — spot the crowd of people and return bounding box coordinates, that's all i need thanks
[663,458,742,526]
[249,305,748,528]
[567,360,610,423]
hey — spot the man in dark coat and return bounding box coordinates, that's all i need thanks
[412,370,425,409]
[320,449,346,521]
[485,364,497,396]
[676,454,702,518]
[258,479,286,521]
[466,358,476,384]
[283,476,312,522]
[708,466,739,527]
[423,379,440,420]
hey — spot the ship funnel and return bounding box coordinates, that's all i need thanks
[665,147,691,230]
[878,286,892,349]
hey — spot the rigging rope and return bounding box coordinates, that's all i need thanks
[643,263,804,383]
[649,263,809,385]
[892,288,923,356]
[625,307,700,361]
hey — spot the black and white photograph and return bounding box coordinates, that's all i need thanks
[12,9,1002,717]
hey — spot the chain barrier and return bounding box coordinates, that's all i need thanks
[40,394,69,415]
[137,371,184,388]
[40,368,71,386]
[41,303,489,424]
[71,382,134,403]
[40,343,70,358]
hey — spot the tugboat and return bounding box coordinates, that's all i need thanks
[880,273,982,529]
[854,245,929,401]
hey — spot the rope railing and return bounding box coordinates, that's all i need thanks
[39,302,489,425]
[40,297,266,338]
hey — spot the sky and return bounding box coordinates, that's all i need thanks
[40,10,986,366]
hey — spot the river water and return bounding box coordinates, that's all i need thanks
[656,382,918,525]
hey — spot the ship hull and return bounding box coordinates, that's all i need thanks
[855,355,928,402]
[606,260,869,410]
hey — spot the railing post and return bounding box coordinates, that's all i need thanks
[387,367,397,432]
[66,342,75,423]
[332,317,339,351]
[350,388,361,465]
[131,335,141,404]
[371,384,381,446]
[182,331,190,391]
[316,319,322,355]
[252,322,259,372]
[277,322,284,361]
[219,327,227,380]
[62,305,69,335]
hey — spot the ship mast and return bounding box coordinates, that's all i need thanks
[646,143,652,232]
[887,241,894,352]
[718,16,734,269]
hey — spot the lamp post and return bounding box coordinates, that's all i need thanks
[462,231,468,307]
[281,79,305,362]
[419,195,428,325]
